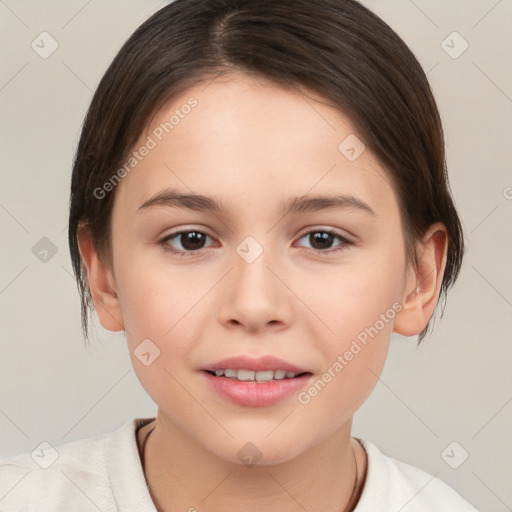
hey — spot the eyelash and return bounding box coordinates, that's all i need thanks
[159,228,352,257]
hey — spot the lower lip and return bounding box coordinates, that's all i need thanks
[201,371,312,407]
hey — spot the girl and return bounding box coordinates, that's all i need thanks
[0,0,479,510]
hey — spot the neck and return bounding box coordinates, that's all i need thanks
[138,412,367,512]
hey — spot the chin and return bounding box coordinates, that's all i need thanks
[205,435,309,468]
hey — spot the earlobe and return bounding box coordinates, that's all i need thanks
[393,223,449,337]
[77,224,125,332]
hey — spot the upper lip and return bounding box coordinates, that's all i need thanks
[203,355,311,374]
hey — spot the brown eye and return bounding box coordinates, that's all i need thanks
[161,230,213,254]
[296,229,351,254]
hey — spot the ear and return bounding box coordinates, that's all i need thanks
[393,222,449,337]
[77,223,125,332]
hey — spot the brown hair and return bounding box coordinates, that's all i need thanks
[68,0,464,345]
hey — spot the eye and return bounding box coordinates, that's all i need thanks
[160,229,215,256]
[295,228,352,254]
[159,228,352,257]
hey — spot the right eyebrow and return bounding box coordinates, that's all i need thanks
[137,189,230,215]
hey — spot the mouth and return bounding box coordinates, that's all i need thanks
[200,355,314,407]
[203,368,312,382]
[202,354,312,381]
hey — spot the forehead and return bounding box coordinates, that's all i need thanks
[113,71,398,221]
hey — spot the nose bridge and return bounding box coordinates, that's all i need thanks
[233,233,277,299]
[218,232,291,330]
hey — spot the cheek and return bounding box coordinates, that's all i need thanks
[304,254,404,344]
[295,250,404,407]
[297,284,396,429]
[115,249,201,338]
[115,250,213,382]
[118,262,201,413]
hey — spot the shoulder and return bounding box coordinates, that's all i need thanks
[355,439,479,512]
[0,417,153,512]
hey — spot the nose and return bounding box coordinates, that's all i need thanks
[218,242,293,333]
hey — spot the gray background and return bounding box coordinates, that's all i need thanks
[1,1,511,510]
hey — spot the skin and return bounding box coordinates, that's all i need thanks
[78,71,448,512]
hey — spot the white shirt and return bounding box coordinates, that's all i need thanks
[0,417,479,511]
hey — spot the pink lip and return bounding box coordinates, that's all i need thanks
[200,355,313,407]
[201,371,313,407]
[203,355,310,373]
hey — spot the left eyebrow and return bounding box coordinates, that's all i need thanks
[137,188,376,217]
[281,194,376,217]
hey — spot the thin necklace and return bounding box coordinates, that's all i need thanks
[140,423,157,508]
[140,425,362,512]
[345,439,361,511]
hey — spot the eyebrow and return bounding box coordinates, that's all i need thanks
[137,188,376,217]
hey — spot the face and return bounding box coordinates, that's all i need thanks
[105,72,413,464]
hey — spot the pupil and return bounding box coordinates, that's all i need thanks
[182,231,205,250]
[311,232,333,250]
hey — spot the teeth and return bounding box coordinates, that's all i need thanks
[237,369,255,381]
[254,370,274,382]
[274,370,287,379]
[211,369,300,381]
